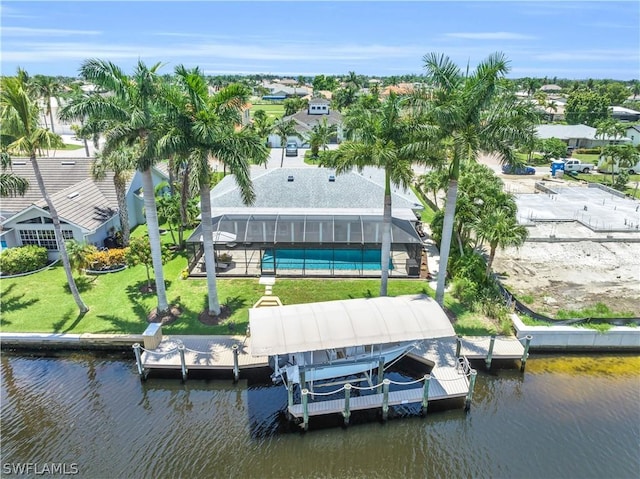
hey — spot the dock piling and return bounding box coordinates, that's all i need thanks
[343,384,352,426]
[421,374,431,415]
[381,379,391,421]
[301,389,310,431]
[132,343,146,380]
[232,344,240,382]
[287,381,294,415]
[521,335,532,371]
[178,344,188,382]
[485,335,496,369]
[377,359,384,393]
[455,335,462,358]
[465,369,478,412]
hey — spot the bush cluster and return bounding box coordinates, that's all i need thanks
[86,248,127,270]
[573,148,601,155]
[0,245,49,275]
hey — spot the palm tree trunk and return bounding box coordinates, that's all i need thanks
[49,107,56,134]
[200,181,221,315]
[436,178,458,306]
[141,168,169,313]
[485,245,497,277]
[280,147,285,168]
[114,174,130,246]
[379,189,392,297]
[31,155,89,313]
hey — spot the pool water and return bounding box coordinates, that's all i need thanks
[262,248,393,270]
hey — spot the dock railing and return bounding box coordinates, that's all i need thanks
[290,366,477,431]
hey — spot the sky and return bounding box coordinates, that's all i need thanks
[1,1,639,80]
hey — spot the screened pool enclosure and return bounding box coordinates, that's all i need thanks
[185,213,425,278]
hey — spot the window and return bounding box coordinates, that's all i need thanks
[19,229,73,250]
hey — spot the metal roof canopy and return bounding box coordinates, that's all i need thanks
[249,294,455,357]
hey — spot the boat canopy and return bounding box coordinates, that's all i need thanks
[249,294,455,357]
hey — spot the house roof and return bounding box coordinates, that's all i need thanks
[35,178,117,232]
[0,158,114,217]
[209,167,423,212]
[534,124,629,141]
[611,106,640,115]
[540,84,562,92]
[285,109,343,128]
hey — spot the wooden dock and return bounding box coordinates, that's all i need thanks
[288,366,469,419]
[409,335,527,368]
[139,335,268,372]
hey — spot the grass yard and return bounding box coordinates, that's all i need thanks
[56,143,85,151]
[251,103,285,120]
[0,248,500,336]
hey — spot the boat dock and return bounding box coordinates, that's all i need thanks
[134,334,268,381]
[410,335,529,369]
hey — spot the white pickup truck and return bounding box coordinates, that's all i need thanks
[559,158,595,173]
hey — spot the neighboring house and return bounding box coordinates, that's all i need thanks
[535,124,630,150]
[261,81,311,98]
[611,106,640,123]
[540,84,563,93]
[185,167,425,278]
[0,158,169,259]
[267,98,344,148]
[625,125,640,147]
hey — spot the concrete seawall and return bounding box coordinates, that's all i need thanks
[512,314,640,351]
[0,333,143,350]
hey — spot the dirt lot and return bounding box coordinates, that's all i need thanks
[480,155,640,317]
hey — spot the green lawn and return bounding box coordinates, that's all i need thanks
[251,103,285,120]
[56,143,85,151]
[0,245,500,336]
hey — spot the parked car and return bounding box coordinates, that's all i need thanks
[502,164,535,175]
[285,142,298,156]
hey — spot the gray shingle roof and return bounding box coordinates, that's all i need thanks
[210,167,422,213]
[36,178,117,231]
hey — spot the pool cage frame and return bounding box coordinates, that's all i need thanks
[185,213,425,278]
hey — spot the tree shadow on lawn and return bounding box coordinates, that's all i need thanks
[197,295,247,331]
[63,275,97,294]
[52,308,87,333]
[94,314,152,335]
[0,284,40,326]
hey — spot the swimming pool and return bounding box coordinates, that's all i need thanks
[262,249,393,270]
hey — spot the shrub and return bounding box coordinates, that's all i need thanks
[574,148,601,155]
[0,245,48,275]
[86,248,128,270]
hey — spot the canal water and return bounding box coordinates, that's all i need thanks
[1,352,639,479]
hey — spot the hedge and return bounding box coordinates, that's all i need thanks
[0,245,49,275]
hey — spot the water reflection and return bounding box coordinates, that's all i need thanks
[1,352,639,479]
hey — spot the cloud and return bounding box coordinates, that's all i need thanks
[535,50,639,62]
[1,40,425,63]
[445,32,535,40]
[2,26,101,37]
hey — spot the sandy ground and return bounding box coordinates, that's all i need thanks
[474,154,640,317]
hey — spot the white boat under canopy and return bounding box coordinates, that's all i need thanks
[249,294,455,357]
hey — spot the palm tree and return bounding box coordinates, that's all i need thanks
[306,118,337,157]
[332,92,439,296]
[30,75,63,133]
[0,75,89,314]
[420,52,537,306]
[92,145,137,246]
[251,109,273,147]
[160,66,267,316]
[474,208,528,277]
[0,152,29,197]
[62,59,171,315]
[595,119,628,185]
[272,118,300,167]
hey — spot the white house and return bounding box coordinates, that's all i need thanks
[535,124,631,150]
[267,98,344,148]
[1,158,169,260]
[625,125,640,147]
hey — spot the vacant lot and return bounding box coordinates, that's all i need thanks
[473,153,640,318]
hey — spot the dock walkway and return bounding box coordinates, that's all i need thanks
[140,335,268,373]
[288,366,469,419]
[410,335,526,368]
